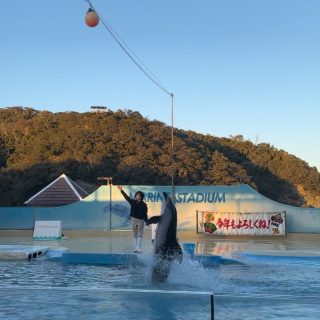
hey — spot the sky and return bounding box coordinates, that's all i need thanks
[1,0,320,170]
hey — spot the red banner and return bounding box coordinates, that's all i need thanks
[201,211,286,236]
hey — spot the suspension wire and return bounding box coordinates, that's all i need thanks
[85,0,175,198]
[105,22,167,91]
[85,0,172,97]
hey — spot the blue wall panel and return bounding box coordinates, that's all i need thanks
[0,185,320,233]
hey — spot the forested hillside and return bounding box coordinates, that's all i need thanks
[1,107,319,207]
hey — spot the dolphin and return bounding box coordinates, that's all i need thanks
[146,192,183,282]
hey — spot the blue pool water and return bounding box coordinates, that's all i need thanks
[0,252,320,319]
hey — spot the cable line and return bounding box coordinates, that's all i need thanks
[85,0,172,97]
[84,0,175,198]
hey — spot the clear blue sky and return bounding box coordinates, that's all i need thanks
[1,0,320,170]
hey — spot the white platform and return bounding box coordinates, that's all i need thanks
[0,245,49,260]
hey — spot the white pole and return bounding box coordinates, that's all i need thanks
[171,93,175,202]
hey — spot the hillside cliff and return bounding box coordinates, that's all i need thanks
[0,107,319,207]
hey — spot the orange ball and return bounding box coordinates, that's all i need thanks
[85,8,99,27]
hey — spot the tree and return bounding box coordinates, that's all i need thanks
[1,106,320,207]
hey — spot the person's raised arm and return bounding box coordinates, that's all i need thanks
[117,185,132,203]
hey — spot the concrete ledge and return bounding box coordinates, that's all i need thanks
[193,255,244,266]
[60,252,243,267]
[62,252,143,265]
[0,230,34,237]
[239,250,320,260]
[0,230,319,241]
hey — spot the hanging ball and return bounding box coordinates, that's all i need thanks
[85,8,99,27]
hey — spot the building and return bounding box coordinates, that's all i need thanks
[24,174,89,207]
[90,106,108,113]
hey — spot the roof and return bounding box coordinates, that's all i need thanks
[24,174,89,207]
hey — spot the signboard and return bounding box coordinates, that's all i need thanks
[33,220,62,240]
[199,211,286,236]
[111,185,230,230]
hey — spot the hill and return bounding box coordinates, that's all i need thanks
[0,106,319,207]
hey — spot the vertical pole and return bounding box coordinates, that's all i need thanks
[237,183,240,213]
[196,210,199,234]
[171,93,175,201]
[211,294,215,320]
[109,179,112,230]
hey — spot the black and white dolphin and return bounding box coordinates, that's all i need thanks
[146,192,183,282]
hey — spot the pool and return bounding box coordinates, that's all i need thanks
[0,236,319,319]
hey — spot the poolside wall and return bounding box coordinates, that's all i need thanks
[0,184,319,233]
